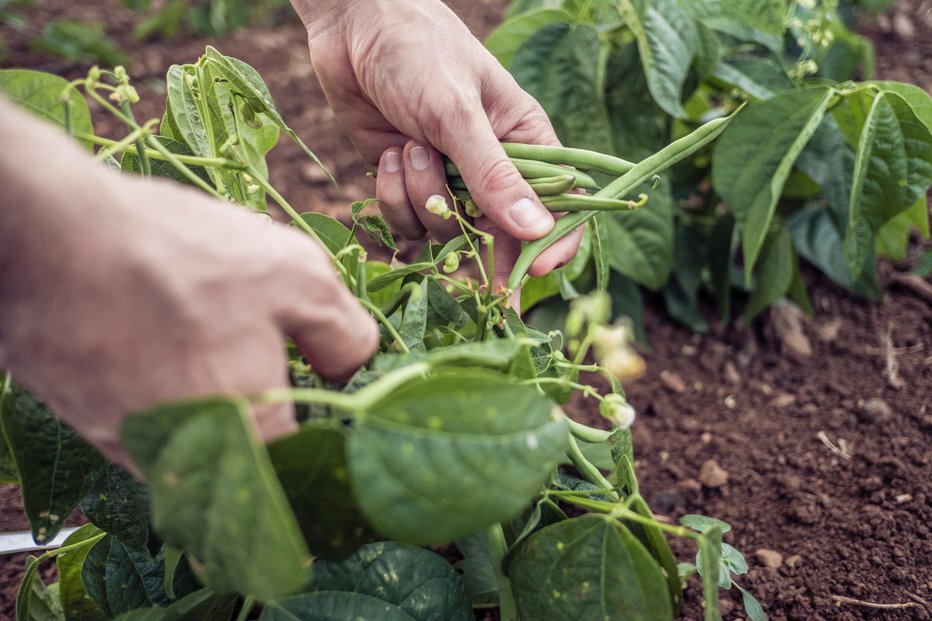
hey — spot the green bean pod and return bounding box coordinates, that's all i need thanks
[528,174,577,196]
[507,107,744,292]
[443,158,599,190]
[541,194,645,212]
[502,142,636,176]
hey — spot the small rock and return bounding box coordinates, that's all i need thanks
[815,319,843,343]
[769,303,812,360]
[679,478,703,494]
[723,361,742,385]
[895,493,913,504]
[893,12,917,39]
[660,370,686,393]
[700,432,713,444]
[755,548,784,570]
[859,398,893,424]
[699,459,729,488]
[719,598,735,615]
[785,554,802,568]
[770,393,796,409]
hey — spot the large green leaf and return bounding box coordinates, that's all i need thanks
[268,425,376,561]
[600,180,674,289]
[122,398,311,600]
[302,542,473,621]
[348,369,568,544]
[712,86,834,278]
[297,213,353,255]
[841,90,932,279]
[0,69,94,148]
[1,385,106,543]
[82,535,167,617]
[57,525,106,621]
[745,228,794,321]
[260,593,413,621]
[605,41,668,161]
[509,22,614,152]
[875,196,930,259]
[694,0,787,35]
[164,65,212,161]
[485,8,572,68]
[80,465,150,550]
[15,554,64,621]
[870,81,932,134]
[618,0,699,119]
[509,515,674,621]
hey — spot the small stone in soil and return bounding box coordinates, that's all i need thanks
[770,393,796,408]
[660,370,686,393]
[755,548,784,570]
[858,397,893,423]
[699,459,729,488]
[723,361,742,385]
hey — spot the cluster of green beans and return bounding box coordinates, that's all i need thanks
[444,143,642,213]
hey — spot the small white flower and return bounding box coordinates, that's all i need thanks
[426,195,451,218]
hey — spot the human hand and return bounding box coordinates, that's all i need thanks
[293,0,583,293]
[0,101,379,468]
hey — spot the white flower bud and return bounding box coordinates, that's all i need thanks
[426,195,452,219]
[600,393,636,430]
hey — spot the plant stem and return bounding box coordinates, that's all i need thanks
[121,100,151,176]
[567,436,618,501]
[357,297,410,354]
[487,523,518,621]
[568,419,613,443]
[74,133,246,169]
[235,596,256,621]
[145,135,226,199]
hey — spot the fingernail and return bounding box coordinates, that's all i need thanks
[509,197,552,233]
[384,150,402,173]
[410,146,430,171]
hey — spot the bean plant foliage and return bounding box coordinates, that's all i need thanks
[493,0,932,331]
[1,44,752,621]
[0,0,928,617]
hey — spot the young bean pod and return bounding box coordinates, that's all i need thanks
[443,158,600,190]
[541,193,647,212]
[502,142,636,176]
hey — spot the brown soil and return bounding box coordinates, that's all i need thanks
[1,1,930,620]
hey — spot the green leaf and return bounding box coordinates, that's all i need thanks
[57,525,106,621]
[202,47,332,182]
[697,527,723,621]
[485,7,573,68]
[680,514,732,534]
[0,376,20,484]
[16,554,64,621]
[80,465,150,550]
[31,19,128,67]
[368,262,433,292]
[510,22,614,152]
[694,0,787,35]
[426,278,469,331]
[842,90,932,280]
[303,542,473,621]
[712,86,835,278]
[348,369,568,544]
[453,534,499,607]
[165,588,237,621]
[875,197,930,260]
[268,425,376,561]
[164,64,212,161]
[260,593,412,621]
[0,69,94,149]
[122,397,311,600]
[600,179,674,289]
[745,228,794,321]
[590,216,611,291]
[870,81,932,134]
[625,496,683,615]
[356,215,398,251]
[710,55,793,102]
[722,543,748,575]
[297,213,353,255]
[398,280,430,352]
[509,515,674,621]
[605,42,668,160]
[82,535,167,617]
[619,0,700,119]
[737,584,768,621]
[2,385,106,543]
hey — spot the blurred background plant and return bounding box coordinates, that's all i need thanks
[0,0,30,60]
[124,0,295,39]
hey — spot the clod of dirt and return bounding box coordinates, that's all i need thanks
[815,318,843,343]
[770,393,796,409]
[858,397,893,424]
[755,548,784,570]
[660,370,686,393]
[892,11,917,39]
[722,361,742,385]
[768,303,813,360]
[698,459,729,488]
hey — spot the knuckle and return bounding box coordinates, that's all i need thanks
[473,156,522,196]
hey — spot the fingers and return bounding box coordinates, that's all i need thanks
[527,225,585,278]
[377,148,424,240]
[278,243,380,381]
[403,142,462,241]
[437,109,555,242]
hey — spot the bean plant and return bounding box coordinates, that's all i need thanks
[490,0,932,333]
[0,47,766,621]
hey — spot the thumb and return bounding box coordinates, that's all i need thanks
[440,111,554,241]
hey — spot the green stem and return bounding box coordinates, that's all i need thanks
[567,436,618,501]
[145,135,226,200]
[358,297,410,354]
[235,596,255,621]
[487,523,518,621]
[95,121,156,162]
[36,531,107,563]
[121,100,150,176]
[74,133,246,169]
